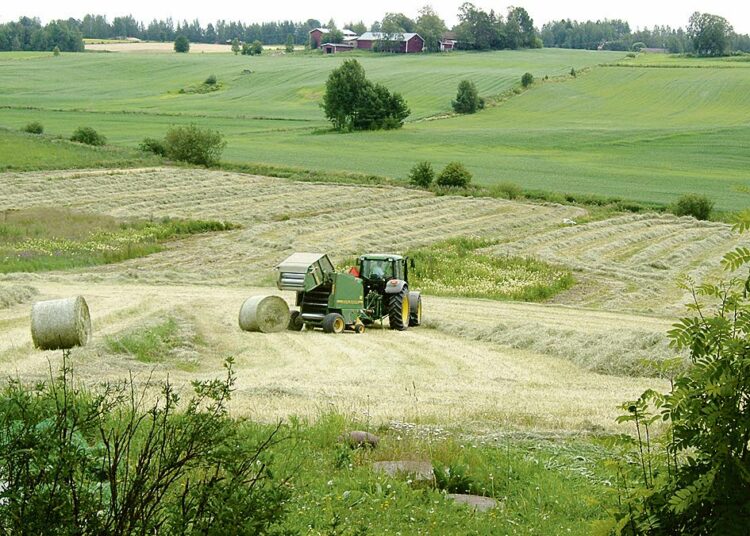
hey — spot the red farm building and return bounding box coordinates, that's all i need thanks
[355,32,425,53]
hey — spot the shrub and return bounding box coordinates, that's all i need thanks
[452,80,484,114]
[408,161,435,188]
[493,181,522,200]
[204,74,217,86]
[671,193,714,220]
[231,38,240,55]
[521,72,534,87]
[436,162,472,188]
[174,34,190,53]
[0,355,290,535]
[632,41,646,51]
[138,137,166,156]
[242,40,263,56]
[23,122,44,134]
[164,124,226,166]
[52,45,60,56]
[612,220,750,533]
[70,126,106,146]
[570,67,577,77]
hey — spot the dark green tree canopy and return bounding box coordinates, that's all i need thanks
[452,80,484,114]
[688,11,733,56]
[173,34,189,53]
[322,59,410,132]
[415,6,447,52]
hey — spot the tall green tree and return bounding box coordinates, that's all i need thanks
[415,5,447,52]
[322,59,409,132]
[688,11,733,56]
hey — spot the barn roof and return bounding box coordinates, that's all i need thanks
[357,32,422,42]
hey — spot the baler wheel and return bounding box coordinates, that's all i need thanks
[288,310,304,331]
[322,313,346,334]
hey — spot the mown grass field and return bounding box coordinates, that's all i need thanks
[5,48,749,210]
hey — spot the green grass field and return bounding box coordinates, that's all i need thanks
[1,49,749,209]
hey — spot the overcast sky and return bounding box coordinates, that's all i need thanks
[1,0,747,34]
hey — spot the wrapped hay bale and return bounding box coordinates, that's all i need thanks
[238,295,290,333]
[31,296,91,350]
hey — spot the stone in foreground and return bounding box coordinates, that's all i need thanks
[447,493,498,512]
[372,460,434,482]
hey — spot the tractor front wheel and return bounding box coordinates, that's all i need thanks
[388,288,410,331]
[322,313,346,334]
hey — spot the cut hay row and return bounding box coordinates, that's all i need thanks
[0,281,664,434]
[0,285,38,309]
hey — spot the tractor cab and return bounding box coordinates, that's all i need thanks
[358,254,410,291]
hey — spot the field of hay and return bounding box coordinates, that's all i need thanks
[2,167,743,435]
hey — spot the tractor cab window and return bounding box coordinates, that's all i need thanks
[361,259,393,280]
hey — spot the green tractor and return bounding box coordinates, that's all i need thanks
[276,252,422,334]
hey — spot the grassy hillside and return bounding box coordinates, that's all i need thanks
[1,50,749,209]
[0,128,159,170]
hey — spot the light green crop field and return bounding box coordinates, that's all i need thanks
[1,49,749,209]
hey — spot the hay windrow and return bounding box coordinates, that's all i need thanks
[238,295,290,333]
[31,296,91,350]
[0,285,38,309]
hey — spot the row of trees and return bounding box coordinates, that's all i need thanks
[542,12,749,55]
[0,17,84,52]
[453,3,539,50]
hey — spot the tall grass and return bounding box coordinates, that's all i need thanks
[0,207,238,273]
[408,237,574,301]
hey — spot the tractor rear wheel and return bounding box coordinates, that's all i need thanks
[388,288,410,331]
[322,313,346,334]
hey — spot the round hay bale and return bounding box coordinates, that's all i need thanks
[239,295,290,333]
[31,296,91,350]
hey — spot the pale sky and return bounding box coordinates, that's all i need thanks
[1,0,748,34]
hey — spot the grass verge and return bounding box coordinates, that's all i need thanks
[407,237,574,301]
[0,207,238,273]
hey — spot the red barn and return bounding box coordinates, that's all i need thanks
[309,27,330,49]
[355,32,424,53]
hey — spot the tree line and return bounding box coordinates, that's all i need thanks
[1,7,748,56]
[541,13,750,54]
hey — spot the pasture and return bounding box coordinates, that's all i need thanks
[0,49,748,209]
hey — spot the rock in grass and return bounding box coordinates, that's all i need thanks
[447,494,498,512]
[340,430,379,448]
[31,296,91,350]
[238,295,290,333]
[372,460,434,482]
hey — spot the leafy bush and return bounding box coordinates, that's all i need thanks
[174,34,189,53]
[52,45,60,56]
[323,59,409,132]
[521,72,534,87]
[242,40,263,56]
[0,356,289,535]
[23,121,43,134]
[570,67,577,77]
[611,220,750,534]
[632,41,646,51]
[408,161,435,188]
[70,126,106,146]
[204,74,217,85]
[671,193,714,220]
[164,124,226,166]
[138,137,166,156]
[452,80,484,114]
[436,162,472,188]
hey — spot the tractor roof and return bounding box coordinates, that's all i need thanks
[359,253,404,261]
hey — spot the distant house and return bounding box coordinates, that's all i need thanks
[310,27,359,49]
[440,32,457,51]
[355,32,424,53]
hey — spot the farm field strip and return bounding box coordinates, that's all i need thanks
[0,281,667,434]
[0,167,742,317]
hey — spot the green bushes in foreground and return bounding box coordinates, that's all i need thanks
[22,121,43,134]
[671,193,714,220]
[0,357,288,535]
[161,124,226,166]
